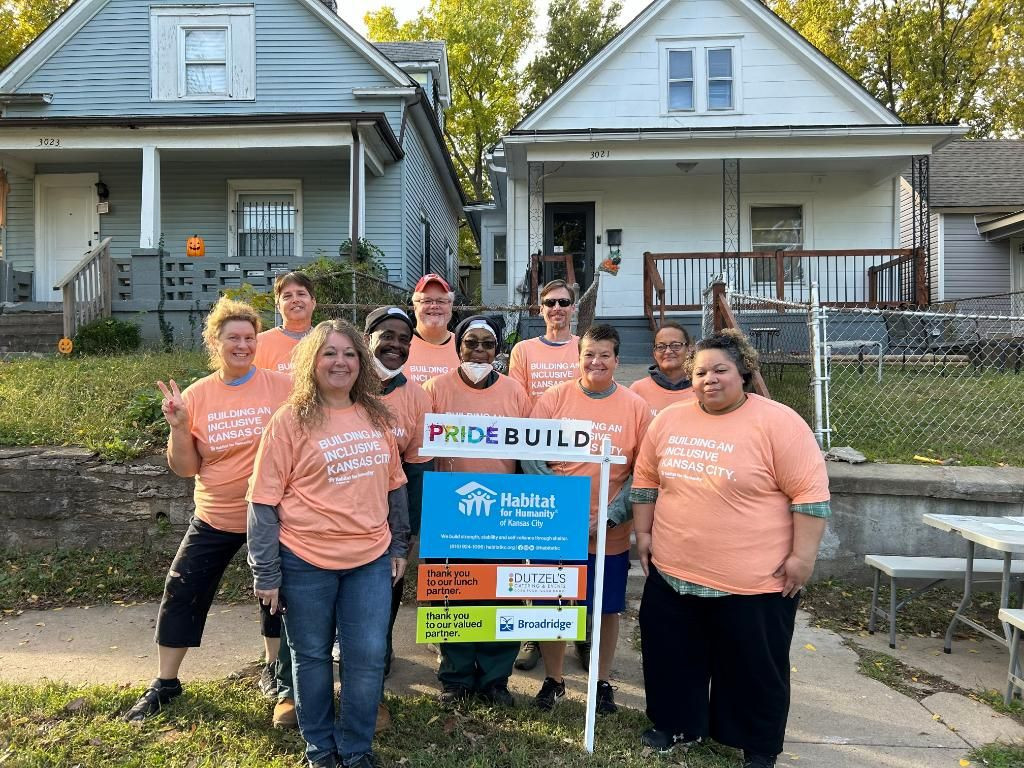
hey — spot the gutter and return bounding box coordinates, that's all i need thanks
[503,124,970,143]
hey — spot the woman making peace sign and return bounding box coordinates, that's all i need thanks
[125,297,291,721]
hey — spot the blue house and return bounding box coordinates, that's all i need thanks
[0,0,465,347]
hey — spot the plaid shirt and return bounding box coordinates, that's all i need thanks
[629,488,831,597]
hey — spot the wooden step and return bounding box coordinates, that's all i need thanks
[0,311,64,354]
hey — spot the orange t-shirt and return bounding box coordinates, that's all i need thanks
[406,333,460,385]
[247,404,407,570]
[253,328,303,374]
[633,395,830,595]
[530,381,652,555]
[508,336,580,401]
[383,378,432,464]
[181,368,292,533]
[422,369,531,475]
[629,375,696,418]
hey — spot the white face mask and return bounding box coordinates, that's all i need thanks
[373,356,403,381]
[460,362,494,384]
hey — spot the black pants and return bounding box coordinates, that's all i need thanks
[639,566,798,757]
[155,516,281,648]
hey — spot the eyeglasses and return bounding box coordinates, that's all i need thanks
[542,298,572,308]
[653,342,687,353]
[414,298,452,306]
[462,339,497,350]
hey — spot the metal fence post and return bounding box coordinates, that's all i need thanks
[808,282,826,448]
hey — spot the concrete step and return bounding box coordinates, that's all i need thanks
[0,311,64,354]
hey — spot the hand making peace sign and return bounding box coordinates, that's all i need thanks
[156,379,189,430]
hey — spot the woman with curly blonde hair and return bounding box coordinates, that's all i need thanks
[247,319,409,768]
[125,296,292,722]
[631,329,830,768]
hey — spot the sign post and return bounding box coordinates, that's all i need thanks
[418,414,626,754]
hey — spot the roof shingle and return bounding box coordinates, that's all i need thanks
[928,140,1024,208]
[374,41,447,64]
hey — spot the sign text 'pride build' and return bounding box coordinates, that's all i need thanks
[421,414,593,458]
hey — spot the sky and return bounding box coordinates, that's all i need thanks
[338,0,655,44]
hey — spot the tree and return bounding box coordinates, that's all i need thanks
[365,0,534,202]
[0,0,76,69]
[768,0,1024,137]
[524,0,622,111]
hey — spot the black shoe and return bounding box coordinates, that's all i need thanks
[259,661,278,700]
[124,679,183,721]
[533,676,566,711]
[575,640,591,671]
[641,728,700,753]
[344,753,379,768]
[479,682,515,707]
[437,684,471,707]
[514,641,541,671]
[743,752,777,768]
[596,679,617,715]
[308,755,337,768]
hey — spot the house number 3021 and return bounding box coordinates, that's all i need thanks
[589,150,610,159]
[38,137,61,147]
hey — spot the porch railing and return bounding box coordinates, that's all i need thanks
[528,253,576,315]
[643,248,928,329]
[54,237,113,339]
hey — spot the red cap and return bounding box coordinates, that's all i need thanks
[413,273,452,293]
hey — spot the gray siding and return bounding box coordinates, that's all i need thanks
[942,213,1012,299]
[898,178,940,301]
[364,165,404,284]
[9,0,402,123]
[4,172,35,272]
[401,121,458,286]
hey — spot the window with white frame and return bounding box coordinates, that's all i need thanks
[493,234,507,285]
[151,6,254,101]
[228,180,302,260]
[667,50,695,111]
[707,48,734,110]
[751,205,804,283]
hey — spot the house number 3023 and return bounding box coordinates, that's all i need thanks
[589,150,610,159]
[38,137,61,147]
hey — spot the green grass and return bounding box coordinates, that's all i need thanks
[968,742,1024,767]
[0,680,742,767]
[0,350,207,460]
[0,549,252,613]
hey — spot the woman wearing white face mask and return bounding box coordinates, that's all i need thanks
[421,315,531,705]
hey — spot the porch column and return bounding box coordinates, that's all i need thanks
[348,131,365,261]
[528,161,543,258]
[722,158,740,284]
[140,146,161,249]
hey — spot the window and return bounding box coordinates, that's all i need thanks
[667,50,694,111]
[493,234,507,285]
[151,6,254,101]
[183,28,228,96]
[228,180,302,260]
[751,205,804,283]
[707,48,733,110]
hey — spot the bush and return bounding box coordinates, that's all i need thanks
[73,318,142,355]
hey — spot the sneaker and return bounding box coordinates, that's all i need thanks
[479,682,515,707]
[437,684,471,707]
[641,728,700,753]
[743,752,777,768]
[533,676,566,711]
[259,661,278,700]
[514,641,541,671]
[308,756,337,768]
[575,640,591,671]
[344,754,379,768]
[272,698,298,729]
[375,701,392,734]
[596,679,617,715]
[123,679,183,721]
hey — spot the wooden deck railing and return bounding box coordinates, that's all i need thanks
[54,237,113,339]
[528,252,576,315]
[643,248,928,329]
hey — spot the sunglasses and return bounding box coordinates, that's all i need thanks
[653,341,687,353]
[542,298,572,308]
[462,339,497,350]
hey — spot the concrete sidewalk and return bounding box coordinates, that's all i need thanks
[2,570,1021,767]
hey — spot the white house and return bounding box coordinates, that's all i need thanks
[472,0,966,333]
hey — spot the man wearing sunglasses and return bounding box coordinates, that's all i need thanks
[509,280,581,403]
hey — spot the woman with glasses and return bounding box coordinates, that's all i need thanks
[406,273,460,385]
[630,322,695,417]
[422,315,531,706]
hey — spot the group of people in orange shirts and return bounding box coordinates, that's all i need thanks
[123,269,830,768]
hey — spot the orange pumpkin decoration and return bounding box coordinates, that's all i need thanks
[186,234,205,258]
[57,337,74,355]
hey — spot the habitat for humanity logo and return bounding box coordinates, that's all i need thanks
[456,481,497,517]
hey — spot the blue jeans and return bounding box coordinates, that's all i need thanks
[281,548,391,765]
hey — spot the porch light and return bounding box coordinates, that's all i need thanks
[95,182,110,201]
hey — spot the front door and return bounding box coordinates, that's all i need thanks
[543,202,595,295]
[35,173,99,301]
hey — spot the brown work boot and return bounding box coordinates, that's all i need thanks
[272,698,298,729]
[375,700,392,733]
